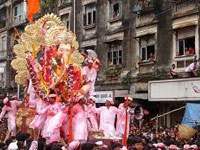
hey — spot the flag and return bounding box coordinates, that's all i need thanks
[182,103,200,128]
[27,0,40,22]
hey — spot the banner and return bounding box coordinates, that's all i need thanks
[182,103,200,128]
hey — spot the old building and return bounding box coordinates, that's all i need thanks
[132,0,200,127]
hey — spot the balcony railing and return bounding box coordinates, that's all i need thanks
[133,0,155,15]
[59,0,71,6]
[172,0,196,13]
[13,15,27,26]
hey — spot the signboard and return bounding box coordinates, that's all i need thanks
[93,91,113,103]
[148,78,200,101]
[114,90,128,97]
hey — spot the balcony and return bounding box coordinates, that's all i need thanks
[13,15,27,26]
[133,0,155,15]
[172,0,197,15]
[148,77,200,101]
[59,0,71,8]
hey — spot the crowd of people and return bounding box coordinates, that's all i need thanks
[0,94,200,150]
[0,120,200,150]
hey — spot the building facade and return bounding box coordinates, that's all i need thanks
[0,0,200,127]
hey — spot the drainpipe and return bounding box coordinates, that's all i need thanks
[73,0,76,33]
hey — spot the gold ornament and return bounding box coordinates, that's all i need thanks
[70,51,84,65]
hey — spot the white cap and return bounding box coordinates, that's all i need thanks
[88,96,96,102]
[3,97,9,104]
[183,144,191,149]
[106,98,114,104]
[125,96,133,101]
[8,141,18,150]
[88,59,93,64]
[69,141,80,150]
[95,141,103,146]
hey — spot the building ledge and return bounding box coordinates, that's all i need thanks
[172,8,198,19]
[109,17,122,24]
[58,2,72,9]
[138,60,155,66]
[84,24,96,30]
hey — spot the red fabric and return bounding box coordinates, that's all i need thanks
[28,0,40,22]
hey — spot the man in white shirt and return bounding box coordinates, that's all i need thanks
[96,98,119,137]
[185,60,198,77]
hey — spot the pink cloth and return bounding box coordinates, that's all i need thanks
[87,104,98,131]
[0,100,22,136]
[96,106,119,137]
[116,103,131,137]
[82,66,97,95]
[185,62,196,72]
[42,102,64,144]
[29,99,48,130]
[73,103,88,140]
[61,108,69,138]
[27,79,37,108]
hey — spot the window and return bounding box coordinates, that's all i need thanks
[176,26,195,56]
[110,1,122,20]
[83,4,96,26]
[0,73,4,81]
[177,37,195,56]
[61,13,70,30]
[141,45,155,61]
[1,36,6,51]
[140,35,155,62]
[13,3,26,25]
[107,43,122,65]
[1,36,6,57]
[0,8,6,28]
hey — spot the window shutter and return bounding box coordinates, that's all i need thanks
[83,14,86,26]
[93,10,96,24]
[119,2,122,18]
[141,47,146,60]
[109,4,113,20]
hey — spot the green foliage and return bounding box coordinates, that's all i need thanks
[40,0,55,14]
[121,71,132,87]
[105,65,121,76]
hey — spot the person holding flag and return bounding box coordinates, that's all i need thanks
[116,96,133,138]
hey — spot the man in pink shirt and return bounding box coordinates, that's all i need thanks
[0,96,22,138]
[82,60,98,96]
[86,96,98,132]
[41,91,64,144]
[72,96,88,141]
[116,96,133,138]
[185,60,198,77]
